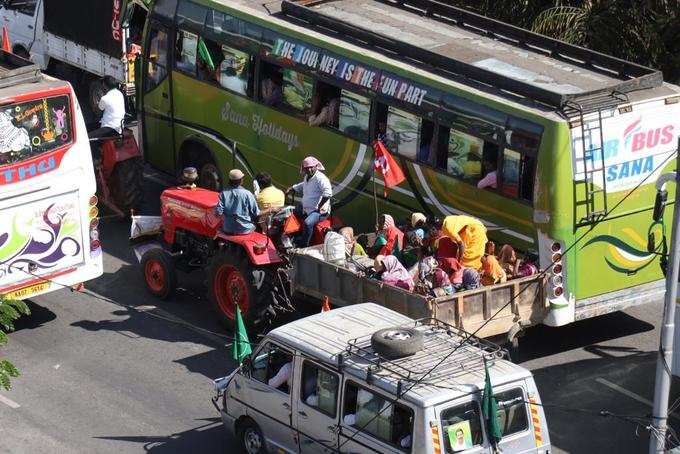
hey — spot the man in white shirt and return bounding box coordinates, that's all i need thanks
[287,156,333,247]
[90,76,125,138]
[268,362,292,390]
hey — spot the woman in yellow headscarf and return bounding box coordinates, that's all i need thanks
[440,215,488,269]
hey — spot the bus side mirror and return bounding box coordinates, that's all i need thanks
[648,232,656,254]
[653,190,668,222]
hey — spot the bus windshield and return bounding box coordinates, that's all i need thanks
[0,94,73,166]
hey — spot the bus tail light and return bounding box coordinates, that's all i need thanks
[89,194,100,252]
[550,241,563,298]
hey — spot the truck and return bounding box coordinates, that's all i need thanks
[0,0,149,116]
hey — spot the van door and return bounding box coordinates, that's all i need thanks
[0,0,39,57]
[245,342,298,453]
[141,20,174,173]
[295,359,340,452]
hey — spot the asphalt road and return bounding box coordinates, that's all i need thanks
[1,167,679,453]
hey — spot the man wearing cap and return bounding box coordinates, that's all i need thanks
[215,169,259,235]
[287,156,332,247]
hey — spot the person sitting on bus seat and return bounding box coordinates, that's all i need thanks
[441,215,488,269]
[287,157,332,247]
[261,70,283,107]
[372,214,404,258]
[255,172,285,212]
[215,169,260,235]
[374,255,414,291]
[178,167,198,190]
[309,85,340,127]
[217,55,247,95]
[477,159,498,189]
[480,241,507,286]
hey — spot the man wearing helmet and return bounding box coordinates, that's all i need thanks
[287,156,333,247]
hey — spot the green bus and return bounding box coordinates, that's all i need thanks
[138,0,680,327]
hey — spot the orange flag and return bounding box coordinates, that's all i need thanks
[321,296,331,313]
[373,140,405,196]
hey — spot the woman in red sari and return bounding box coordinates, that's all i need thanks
[374,214,404,257]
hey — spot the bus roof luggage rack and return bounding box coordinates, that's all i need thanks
[280,0,662,110]
[0,49,40,89]
[341,318,505,389]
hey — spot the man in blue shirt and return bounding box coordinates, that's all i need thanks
[215,169,259,234]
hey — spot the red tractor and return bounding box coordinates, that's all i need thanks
[133,185,338,330]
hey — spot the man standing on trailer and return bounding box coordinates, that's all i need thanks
[288,156,332,247]
[215,169,259,235]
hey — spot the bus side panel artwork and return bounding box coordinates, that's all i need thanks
[0,191,85,291]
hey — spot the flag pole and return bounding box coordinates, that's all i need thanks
[372,144,379,229]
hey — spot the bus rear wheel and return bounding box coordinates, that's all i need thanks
[198,161,222,192]
[109,157,144,215]
[207,249,256,330]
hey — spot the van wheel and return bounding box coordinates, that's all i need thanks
[371,327,424,359]
[238,421,266,454]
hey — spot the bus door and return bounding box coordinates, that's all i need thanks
[142,20,174,173]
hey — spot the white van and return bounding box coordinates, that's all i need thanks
[212,303,550,453]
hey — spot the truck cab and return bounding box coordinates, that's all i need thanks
[0,0,44,65]
[213,303,550,453]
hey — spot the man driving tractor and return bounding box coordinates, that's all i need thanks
[287,156,333,247]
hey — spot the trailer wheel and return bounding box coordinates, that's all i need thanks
[141,249,176,300]
[109,157,144,216]
[208,249,257,330]
[371,327,424,359]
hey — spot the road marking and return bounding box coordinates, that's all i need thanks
[0,394,20,409]
[596,378,680,421]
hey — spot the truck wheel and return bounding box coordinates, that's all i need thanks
[208,249,257,330]
[371,327,424,359]
[89,78,106,116]
[109,157,144,216]
[141,249,176,300]
[237,420,266,454]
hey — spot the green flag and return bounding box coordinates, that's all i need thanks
[232,305,252,364]
[481,358,502,447]
[197,38,215,72]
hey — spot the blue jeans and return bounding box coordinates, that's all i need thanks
[302,211,328,247]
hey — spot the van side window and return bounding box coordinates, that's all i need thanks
[495,388,529,437]
[300,361,339,417]
[343,382,413,450]
[6,0,37,15]
[250,343,293,394]
[174,29,198,76]
[440,401,484,452]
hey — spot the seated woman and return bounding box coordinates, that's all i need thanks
[499,244,519,279]
[373,255,414,292]
[480,241,507,286]
[371,214,404,258]
[339,226,367,257]
[441,215,488,270]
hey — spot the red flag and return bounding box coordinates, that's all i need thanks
[2,28,10,53]
[373,140,405,196]
[321,296,331,313]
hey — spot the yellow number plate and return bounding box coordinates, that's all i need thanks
[3,282,50,300]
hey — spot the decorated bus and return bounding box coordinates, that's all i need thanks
[138,0,680,327]
[0,52,102,300]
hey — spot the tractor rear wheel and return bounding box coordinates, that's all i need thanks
[109,157,144,216]
[208,248,260,331]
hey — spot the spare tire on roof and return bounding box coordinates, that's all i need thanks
[371,327,424,359]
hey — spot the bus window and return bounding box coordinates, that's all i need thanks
[520,154,536,201]
[174,29,198,76]
[0,95,73,165]
[215,45,252,96]
[282,69,313,113]
[440,128,484,181]
[338,89,370,142]
[385,106,420,160]
[309,81,340,128]
[146,27,169,92]
[418,119,435,165]
[196,38,221,82]
[176,0,207,29]
[501,149,521,197]
[260,61,283,107]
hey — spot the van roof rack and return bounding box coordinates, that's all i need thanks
[341,318,505,390]
[279,0,662,110]
[0,49,41,89]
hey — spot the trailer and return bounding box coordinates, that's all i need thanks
[289,248,548,341]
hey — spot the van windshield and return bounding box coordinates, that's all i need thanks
[0,95,73,167]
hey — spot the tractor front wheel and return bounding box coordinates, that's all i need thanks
[207,249,259,331]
